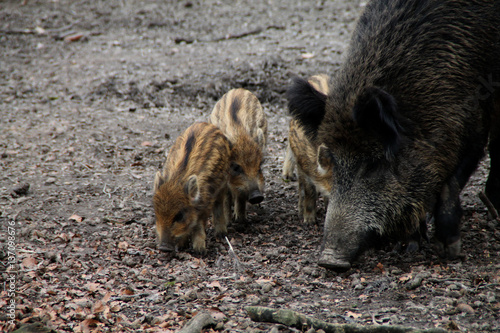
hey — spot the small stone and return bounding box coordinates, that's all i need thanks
[181,289,198,301]
[269,326,280,333]
[11,183,30,197]
[246,294,260,306]
[45,177,56,185]
[261,283,273,293]
[486,291,496,303]
[456,303,475,314]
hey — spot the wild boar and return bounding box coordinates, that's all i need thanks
[153,122,231,253]
[283,74,333,224]
[210,88,268,224]
[288,0,500,271]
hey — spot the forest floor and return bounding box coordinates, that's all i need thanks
[0,0,499,332]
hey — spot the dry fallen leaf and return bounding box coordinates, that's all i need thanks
[64,33,86,43]
[85,282,100,292]
[301,52,315,59]
[374,262,385,273]
[69,214,84,223]
[399,274,412,283]
[121,287,135,296]
[91,300,106,314]
[208,307,226,321]
[21,256,37,269]
[118,241,129,250]
[80,318,100,333]
[255,277,273,284]
[346,311,362,319]
[207,280,222,289]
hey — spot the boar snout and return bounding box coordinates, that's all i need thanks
[318,248,351,272]
[248,190,264,204]
[158,242,176,253]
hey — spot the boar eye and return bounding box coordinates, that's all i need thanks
[173,211,185,223]
[230,162,244,175]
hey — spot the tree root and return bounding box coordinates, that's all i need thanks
[245,306,447,333]
[178,312,215,333]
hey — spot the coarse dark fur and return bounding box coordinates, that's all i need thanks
[288,0,500,271]
[153,122,231,253]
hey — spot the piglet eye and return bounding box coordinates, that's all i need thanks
[230,162,243,175]
[173,211,184,222]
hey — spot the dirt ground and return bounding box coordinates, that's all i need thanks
[1,0,499,332]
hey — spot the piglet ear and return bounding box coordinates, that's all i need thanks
[352,87,406,159]
[153,171,165,193]
[185,175,200,203]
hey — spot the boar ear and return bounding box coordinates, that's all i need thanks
[287,77,327,139]
[352,87,405,159]
[153,171,165,193]
[185,175,201,203]
[317,144,334,176]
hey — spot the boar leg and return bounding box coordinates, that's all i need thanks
[233,192,247,224]
[191,219,207,254]
[282,142,296,181]
[485,94,500,218]
[298,170,318,225]
[433,178,463,259]
[212,188,230,238]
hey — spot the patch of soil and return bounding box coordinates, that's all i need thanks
[1,0,499,332]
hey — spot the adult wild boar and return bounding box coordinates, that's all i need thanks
[288,0,500,271]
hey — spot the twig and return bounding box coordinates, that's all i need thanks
[246,306,448,333]
[0,29,36,35]
[214,25,284,41]
[18,249,37,254]
[174,25,285,44]
[225,236,242,270]
[110,292,151,301]
[479,191,499,219]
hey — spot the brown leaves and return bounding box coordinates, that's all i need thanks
[69,214,84,223]
[21,256,37,269]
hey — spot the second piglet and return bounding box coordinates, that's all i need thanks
[284,74,332,224]
[210,88,268,224]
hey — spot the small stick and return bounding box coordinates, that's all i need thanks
[225,236,242,270]
[479,191,499,219]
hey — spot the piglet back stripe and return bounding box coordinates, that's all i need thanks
[230,94,242,124]
[165,123,229,183]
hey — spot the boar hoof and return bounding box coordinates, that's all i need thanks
[318,249,351,271]
[435,239,462,260]
[159,244,175,253]
[406,240,420,253]
[215,231,227,240]
[303,213,316,225]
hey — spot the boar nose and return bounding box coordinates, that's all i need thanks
[158,242,175,252]
[248,190,264,205]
